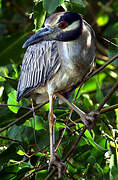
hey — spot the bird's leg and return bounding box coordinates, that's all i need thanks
[48,94,56,167]
[48,94,66,178]
[56,93,94,124]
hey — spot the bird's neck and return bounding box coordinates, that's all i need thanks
[58,39,82,66]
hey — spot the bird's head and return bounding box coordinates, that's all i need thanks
[23,11,83,48]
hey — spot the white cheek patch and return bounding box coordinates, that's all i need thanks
[63,20,80,32]
[86,32,92,47]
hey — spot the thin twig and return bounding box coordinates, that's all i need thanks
[88,54,118,79]
[0,104,31,110]
[0,101,48,133]
[102,37,118,48]
[62,126,87,162]
[0,136,21,143]
[21,165,48,180]
[55,128,66,153]
[96,54,109,61]
[45,169,56,180]
[97,80,118,111]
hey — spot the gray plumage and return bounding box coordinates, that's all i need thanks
[17,12,96,104]
[17,41,60,101]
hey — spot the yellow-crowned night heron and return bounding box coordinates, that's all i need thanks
[17,11,96,170]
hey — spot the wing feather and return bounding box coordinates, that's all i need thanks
[17,41,60,101]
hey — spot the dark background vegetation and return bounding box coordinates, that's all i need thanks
[0,0,118,179]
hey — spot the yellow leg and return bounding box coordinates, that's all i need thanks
[49,94,55,165]
[48,94,66,178]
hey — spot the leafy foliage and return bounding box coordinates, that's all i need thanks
[0,0,118,179]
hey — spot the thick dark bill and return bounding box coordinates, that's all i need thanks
[22,26,54,48]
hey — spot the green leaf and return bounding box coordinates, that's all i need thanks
[0,32,29,66]
[77,73,106,95]
[108,38,118,65]
[71,0,86,8]
[97,14,109,26]
[115,108,118,129]
[96,78,104,104]
[0,106,16,128]
[0,0,2,9]
[64,0,87,14]
[16,107,31,126]
[104,22,118,38]
[16,167,32,180]
[34,2,46,30]
[0,165,19,180]
[7,89,22,113]
[30,155,39,166]
[25,115,45,131]
[78,123,107,151]
[35,170,48,180]
[0,143,23,164]
[55,121,66,130]
[43,0,64,14]
[1,75,18,90]
[9,125,49,148]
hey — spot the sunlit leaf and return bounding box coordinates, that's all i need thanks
[34,2,46,30]
[25,115,45,131]
[97,14,109,26]
[7,90,22,113]
[17,150,25,156]
[0,0,2,9]
[0,86,4,97]
[115,108,118,129]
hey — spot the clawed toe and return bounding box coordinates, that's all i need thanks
[48,158,66,179]
[87,111,99,121]
[85,111,99,129]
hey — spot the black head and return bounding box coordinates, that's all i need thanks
[56,12,83,41]
[23,12,83,48]
[45,11,83,41]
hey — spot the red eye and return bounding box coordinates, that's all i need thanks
[58,21,67,29]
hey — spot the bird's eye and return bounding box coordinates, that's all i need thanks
[58,21,67,29]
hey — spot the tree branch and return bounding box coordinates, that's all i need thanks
[7,0,33,23]
[100,104,118,114]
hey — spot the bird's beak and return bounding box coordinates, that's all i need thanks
[23,26,56,48]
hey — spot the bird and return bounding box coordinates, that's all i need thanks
[17,11,96,173]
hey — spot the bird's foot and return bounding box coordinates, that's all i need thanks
[85,111,99,129]
[86,111,99,121]
[48,157,66,179]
